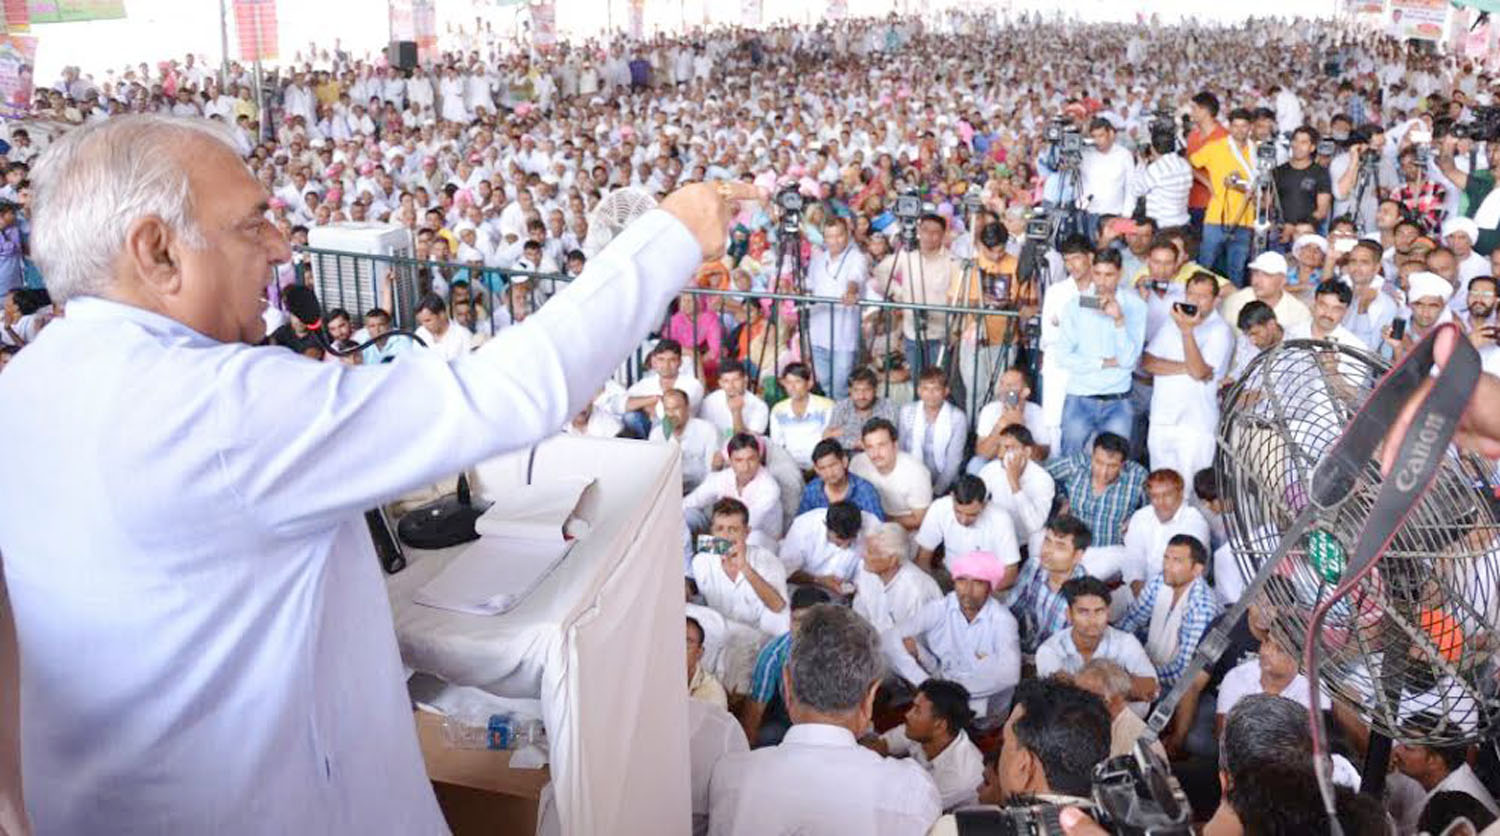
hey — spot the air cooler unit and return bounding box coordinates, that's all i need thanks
[305,223,418,328]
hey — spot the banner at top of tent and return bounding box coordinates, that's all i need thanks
[25,0,123,24]
[1389,0,1449,42]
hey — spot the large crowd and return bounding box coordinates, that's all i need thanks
[8,10,1500,835]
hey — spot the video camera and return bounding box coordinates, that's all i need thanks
[1456,106,1500,143]
[1254,140,1278,178]
[1149,108,1178,152]
[1024,209,1053,245]
[775,185,805,235]
[949,743,1191,836]
[1046,116,1087,168]
[893,189,923,249]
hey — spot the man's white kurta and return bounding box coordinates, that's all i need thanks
[0,210,702,834]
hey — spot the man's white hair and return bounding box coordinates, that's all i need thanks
[31,114,242,302]
[867,522,911,562]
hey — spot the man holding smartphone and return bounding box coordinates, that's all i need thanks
[1141,272,1234,485]
[1055,249,1147,458]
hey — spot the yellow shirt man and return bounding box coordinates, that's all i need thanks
[1189,135,1256,229]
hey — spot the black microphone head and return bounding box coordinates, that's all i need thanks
[284,284,324,330]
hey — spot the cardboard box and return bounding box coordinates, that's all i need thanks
[415,710,550,836]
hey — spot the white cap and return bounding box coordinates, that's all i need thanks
[1408,271,1454,304]
[1248,251,1289,275]
[1442,216,1480,244]
[1293,234,1328,254]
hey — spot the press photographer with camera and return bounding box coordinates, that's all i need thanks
[872,209,965,379]
[925,678,1112,835]
[1271,126,1332,243]
[1435,129,1500,258]
[1329,125,1390,231]
[1392,144,1448,238]
[1131,119,1193,229]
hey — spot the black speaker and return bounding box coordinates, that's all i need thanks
[389,40,418,71]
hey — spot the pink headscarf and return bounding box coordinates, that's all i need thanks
[950,551,1006,589]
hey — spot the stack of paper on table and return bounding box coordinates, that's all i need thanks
[414,477,595,615]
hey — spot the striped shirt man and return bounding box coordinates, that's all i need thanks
[1006,559,1087,654]
[1131,153,1194,228]
[1116,574,1221,688]
[1045,453,1147,547]
[748,631,792,706]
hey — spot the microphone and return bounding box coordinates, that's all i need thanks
[284,284,325,333]
[278,284,427,357]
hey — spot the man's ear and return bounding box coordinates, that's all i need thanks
[861,679,879,720]
[123,215,182,295]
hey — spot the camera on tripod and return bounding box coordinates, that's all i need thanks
[776,185,805,235]
[1254,140,1278,178]
[1024,209,1053,244]
[894,190,923,249]
[1046,116,1088,168]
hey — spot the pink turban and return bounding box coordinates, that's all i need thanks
[950,551,1006,589]
[358,161,376,176]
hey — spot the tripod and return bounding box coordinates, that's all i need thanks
[1348,156,1376,233]
[1245,163,1284,261]
[752,211,808,395]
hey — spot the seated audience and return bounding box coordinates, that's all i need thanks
[869,679,985,811]
[689,498,789,693]
[1115,534,1220,690]
[687,616,728,710]
[898,366,970,495]
[797,438,885,520]
[851,418,933,532]
[886,549,1022,714]
[708,604,942,834]
[1035,577,1158,703]
[1121,469,1211,594]
[650,388,720,493]
[768,362,834,470]
[912,474,1022,588]
[700,361,769,439]
[823,366,899,453]
[976,424,1056,544]
[1008,515,1092,654]
[1044,432,1145,547]
[779,501,878,595]
[969,367,1050,474]
[853,523,942,634]
[626,338,704,435]
[684,433,784,545]
[1074,658,1168,761]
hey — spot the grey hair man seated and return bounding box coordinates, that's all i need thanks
[707,604,941,835]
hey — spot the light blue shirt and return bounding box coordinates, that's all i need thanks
[1058,290,1147,396]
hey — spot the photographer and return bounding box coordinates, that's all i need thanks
[1329,125,1390,231]
[1271,126,1332,242]
[1435,131,1500,257]
[1391,145,1448,237]
[1130,124,1193,229]
[872,212,965,378]
[1188,108,1257,286]
[926,678,1111,835]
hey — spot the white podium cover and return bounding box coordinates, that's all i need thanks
[387,436,690,836]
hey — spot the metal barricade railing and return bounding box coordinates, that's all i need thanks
[284,246,1029,419]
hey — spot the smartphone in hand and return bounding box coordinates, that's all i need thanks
[1391,318,1407,341]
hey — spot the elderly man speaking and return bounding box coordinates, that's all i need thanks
[0,115,757,834]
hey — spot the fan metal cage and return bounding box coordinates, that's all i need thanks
[1217,339,1500,746]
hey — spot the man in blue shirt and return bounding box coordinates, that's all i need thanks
[1056,249,1147,458]
[797,439,885,521]
[738,586,833,747]
[358,307,415,365]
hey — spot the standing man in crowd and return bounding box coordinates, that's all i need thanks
[873,213,964,378]
[1271,126,1332,243]
[1142,271,1233,484]
[1056,249,1146,457]
[806,215,866,400]
[1079,117,1134,241]
[1190,107,1257,285]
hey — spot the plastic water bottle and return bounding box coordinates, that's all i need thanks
[440,713,546,751]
